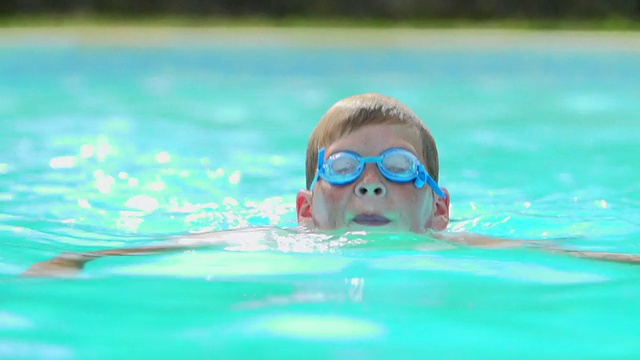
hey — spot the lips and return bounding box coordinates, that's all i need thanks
[352,214,391,226]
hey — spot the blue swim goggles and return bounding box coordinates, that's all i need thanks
[310,148,447,198]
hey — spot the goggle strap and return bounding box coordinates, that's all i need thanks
[309,148,326,191]
[309,175,319,191]
[427,177,447,199]
[416,164,447,199]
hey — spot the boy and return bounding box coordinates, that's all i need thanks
[23,93,640,277]
[296,92,449,234]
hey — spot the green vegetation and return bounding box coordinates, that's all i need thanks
[0,14,638,31]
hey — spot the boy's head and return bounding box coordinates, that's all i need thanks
[304,93,440,190]
[297,93,450,233]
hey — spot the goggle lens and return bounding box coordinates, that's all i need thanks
[328,153,362,176]
[381,151,414,176]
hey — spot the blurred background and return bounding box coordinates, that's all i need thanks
[2,2,640,359]
[1,0,639,28]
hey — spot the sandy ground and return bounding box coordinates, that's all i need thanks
[0,26,639,50]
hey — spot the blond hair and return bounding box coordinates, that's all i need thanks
[305,93,439,190]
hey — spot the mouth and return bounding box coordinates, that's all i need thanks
[352,214,391,226]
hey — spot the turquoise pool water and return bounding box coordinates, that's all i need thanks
[1,30,640,358]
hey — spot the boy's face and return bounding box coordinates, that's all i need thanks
[297,123,449,233]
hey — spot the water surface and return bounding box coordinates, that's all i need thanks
[1,29,640,359]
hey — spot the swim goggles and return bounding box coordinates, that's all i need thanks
[310,147,447,198]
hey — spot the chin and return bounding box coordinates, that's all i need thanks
[347,222,399,231]
[408,226,429,234]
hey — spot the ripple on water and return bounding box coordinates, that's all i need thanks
[250,314,384,340]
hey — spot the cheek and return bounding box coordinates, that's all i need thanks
[311,185,352,222]
[391,184,417,200]
[325,189,349,205]
[392,186,431,212]
[318,184,351,206]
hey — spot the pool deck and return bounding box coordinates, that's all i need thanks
[1,27,640,50]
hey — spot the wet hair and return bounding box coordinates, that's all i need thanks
[305,93,439,190]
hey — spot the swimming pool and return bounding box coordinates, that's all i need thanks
[1,28,640,358]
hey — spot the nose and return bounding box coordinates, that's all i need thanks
[354,165,387,198]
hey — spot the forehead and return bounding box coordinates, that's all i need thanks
[326,123,423,157]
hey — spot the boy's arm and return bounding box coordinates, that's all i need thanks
[538,247,640,264]
[434,232,524,249]
[436,232,640,264]
[24,229,640,278]
[22,244,193,278]
[22,227,272,278]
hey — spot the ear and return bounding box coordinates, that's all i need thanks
[296,189,313,226]
[429,187,450,231]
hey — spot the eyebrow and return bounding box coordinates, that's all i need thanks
[327,145,418,157]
